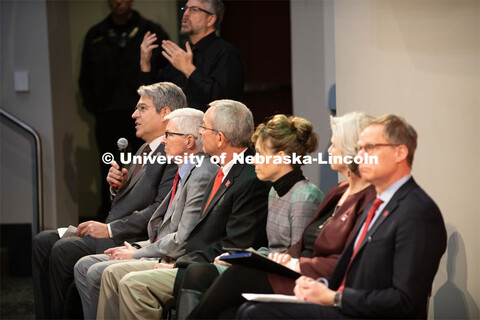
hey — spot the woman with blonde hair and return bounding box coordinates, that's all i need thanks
[186,112,376,319]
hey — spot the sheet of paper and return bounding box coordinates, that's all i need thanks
[242,293,308,304]
[57,225,77,238]
[57,227,68,238]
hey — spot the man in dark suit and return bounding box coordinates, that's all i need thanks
[32,82,185,319]
[96,99,270,319]
[238,114,447,319]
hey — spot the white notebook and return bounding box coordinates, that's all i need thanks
[57,225,77,238]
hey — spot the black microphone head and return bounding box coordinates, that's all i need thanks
[117,138,128,151]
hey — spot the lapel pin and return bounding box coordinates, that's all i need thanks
[341,215,347,221]
[225,180,231,187]
[383,210,389,217]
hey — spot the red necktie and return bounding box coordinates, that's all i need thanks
[168,172,181,209]
[154,171,180,243]
[338,198,384,291]
[203,169,224,214]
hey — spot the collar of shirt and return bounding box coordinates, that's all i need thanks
[369,173,412,228]
[148,136,163,155]
[177,158,192,182]
[190,31,216,52]
[353,173,412,248]
[220,148,247,183]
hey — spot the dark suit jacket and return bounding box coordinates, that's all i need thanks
[175,148,270,267]
[104,143,177,248]
[330,178,447,319]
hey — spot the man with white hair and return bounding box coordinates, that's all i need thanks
[73,108,219,319]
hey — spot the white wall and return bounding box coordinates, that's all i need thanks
[1,0,59,229]
[290,0,338,192]
[1,0,178,228]
[334,0,479,318]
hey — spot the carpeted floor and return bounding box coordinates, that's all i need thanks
[0,276,35,319]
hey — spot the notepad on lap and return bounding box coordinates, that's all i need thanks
[57,225,77,238]
[220,250,301,279]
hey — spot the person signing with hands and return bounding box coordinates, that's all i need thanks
[139,0,244,110]
[141,32,196,79]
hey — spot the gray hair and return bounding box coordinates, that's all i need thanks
[199,0,224,29]
[330,112,374,174]
[208,99,254,148]
[164,108,205,151]
[137,82,187,112]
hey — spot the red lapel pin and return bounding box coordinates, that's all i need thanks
[383,210,389,217]
[225,180,231,187]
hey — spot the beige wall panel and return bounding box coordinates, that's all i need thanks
[334,1,479,318]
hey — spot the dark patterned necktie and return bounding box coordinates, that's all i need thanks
[130,144,151,182]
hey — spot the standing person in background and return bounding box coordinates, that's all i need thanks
[140,0,244,110]
[79,0,169,220]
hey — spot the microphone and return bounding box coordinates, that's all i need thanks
[112,138,128,189]
[117,137,128,153]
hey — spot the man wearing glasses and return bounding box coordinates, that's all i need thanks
[140,0,244,110]
[74,108,218,319]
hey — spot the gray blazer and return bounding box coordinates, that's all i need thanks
[133,154,219,259]
[104,143,178,247]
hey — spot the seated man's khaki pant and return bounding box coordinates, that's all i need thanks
[97,260,178,320]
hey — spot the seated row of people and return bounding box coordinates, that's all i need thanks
[33,81,447,319]
[178,112,376,319]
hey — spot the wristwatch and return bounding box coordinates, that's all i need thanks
[131,243,141,249]
[333,291,343,308]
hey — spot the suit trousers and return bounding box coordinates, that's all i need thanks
[32,230,115,318]
[97,261,177,319]
[187,265,273,319]
[237,301,352,319]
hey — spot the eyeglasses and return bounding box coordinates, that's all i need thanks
[355,143,399,154]
[165,131,190,139]
[199,125,219,133]
[134,104,152,114]
[181,5,213,15]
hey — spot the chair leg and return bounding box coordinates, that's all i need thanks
[176,289,203,320]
